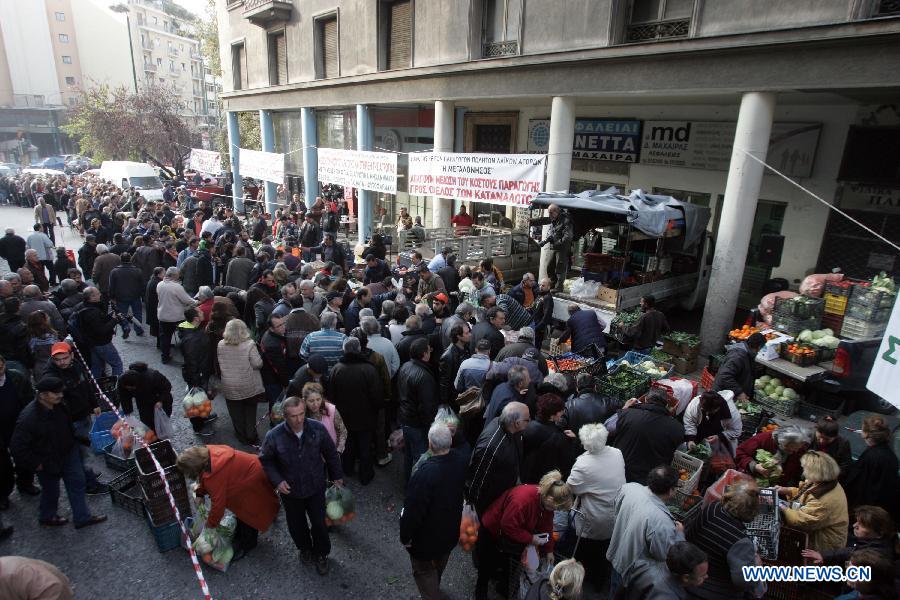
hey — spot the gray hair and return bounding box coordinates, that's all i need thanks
[579,423,609,454]
[96,244,109,254]
[342,336,361,354]
[298,279,315,290]
[165,266,180,278]
[774,425,809,449]
[455,302,474,317]
[508,365,530,389]
[543,372,569,395]
[360,317,380,335]
[359,307,374,319]
[405,315,422,330]
[280,282,296,299]
[3,273,20,283]
[415,303,432,318]
[196,286,214,300]
[427,423,453,453]
[24,248,37,258]
[22,285,41,299]
[380,299,395,318]
[60,278,77,294]
[300,264,315,278]
[320,311,338,329]
[500,401,528,430]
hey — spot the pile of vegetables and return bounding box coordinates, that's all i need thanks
[868,272,896,295]
[270,400,285,425]
[686,441,712,461]
[182,387,213,419]
[754,449,783,487]
[754,376,799,404]
[796,328,840,350]
[736,400,762,416]
[604,367,648,391]
[650,348,674,362]
[667,489,703,516]
[324,484,356,527]
[784,343,818,362]
[729,325,761,340]
[611,307,641,328]
[663,332,701,347]
[549,355,589,373]
[190,503,237,572]
[630,359,670,379]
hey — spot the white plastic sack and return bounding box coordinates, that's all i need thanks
[658,378,696,415]
[569,277,601,300]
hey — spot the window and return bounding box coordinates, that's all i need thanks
[379,0,412,70]
[69,97,76,106]
[55,12,65,21]
[153,16,158,24]
[481,0,520,57]
[626,0,693,42]
[163,20,168,31]
[34,95,44,106]
[169,60,175,71]
[315,14,339,79]
[157,57,162,66]
[58,34,69,43]
[231,42,248,90]
[65,76,75,85]
[182,63,186,71]
[268,30,288,85]
[62,55,72,64]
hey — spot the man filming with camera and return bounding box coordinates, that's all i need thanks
[69,286,124,378]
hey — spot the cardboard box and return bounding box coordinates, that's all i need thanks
[758,340,782,361]
[597,286,618,305]
[662,338,701,359]
[672,356,697,375]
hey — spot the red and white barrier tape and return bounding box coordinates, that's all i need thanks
[70,342,213,600]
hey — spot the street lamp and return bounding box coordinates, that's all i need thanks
[110,3,138,93]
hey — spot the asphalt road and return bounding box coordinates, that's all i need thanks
[0,205,479,600]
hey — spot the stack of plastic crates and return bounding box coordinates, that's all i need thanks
[772,295,823,335]
[739,408,771,442]
[746,487,780,560]
[671,450,704,494]
[841,286,895,339]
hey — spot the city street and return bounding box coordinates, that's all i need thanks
[0,205,477,599]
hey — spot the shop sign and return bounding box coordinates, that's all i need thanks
[317,148,398,194]
[837,183,900,213]
[527,119,550,153]
[408,152,546,207]
[867,299,900,410]
[239,148,285,183]
[573,119,642,162]
[640,121,821,178]
[188,148,221,174]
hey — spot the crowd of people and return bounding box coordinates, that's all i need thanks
[0,170,897,600]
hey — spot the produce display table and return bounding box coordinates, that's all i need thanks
[755,355,828,383]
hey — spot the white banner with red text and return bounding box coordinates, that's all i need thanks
[188,148,222,175]
[408,152,547,207]
[239,148,285,183]
[317,148,398,194]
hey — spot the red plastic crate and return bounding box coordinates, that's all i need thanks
[700,367,714,390]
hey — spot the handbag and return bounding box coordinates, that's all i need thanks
[457,361,492,418]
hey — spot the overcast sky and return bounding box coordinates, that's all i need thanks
[87,0,214,21]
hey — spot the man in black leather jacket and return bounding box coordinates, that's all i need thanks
[560,373,621,442]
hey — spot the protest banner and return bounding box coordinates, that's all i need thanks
[408,152,546,207]
[188,148,222,174]
[239,148,285,183]
[317,148,398,194]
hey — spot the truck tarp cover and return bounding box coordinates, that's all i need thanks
[532,188,710,250]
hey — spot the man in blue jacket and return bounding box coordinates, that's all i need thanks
[259,395,343,576]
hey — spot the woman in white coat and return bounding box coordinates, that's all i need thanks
[683,390,743,456]
[565,423,626,591]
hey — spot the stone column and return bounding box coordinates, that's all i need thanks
[258,109,278,215]
[539,96,575,281]
[700,92,776,356]
[300,107,318,206]
[226,111,243,213]
[356,104,374,244]
[432,100,454,228]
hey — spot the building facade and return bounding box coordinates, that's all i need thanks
[217,0,900,347]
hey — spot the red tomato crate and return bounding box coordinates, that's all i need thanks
[700,367,714,391]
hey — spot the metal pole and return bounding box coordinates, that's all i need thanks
[125,14,138,93]
[226,111,243,213]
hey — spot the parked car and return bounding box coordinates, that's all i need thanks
[0,162,22,175]
[31,156,66,170]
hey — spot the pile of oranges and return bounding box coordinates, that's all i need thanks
[184,399,213,419]
[678,468,690,481]
[458,513,479,552]
[786,344,816,357]
[760,423,779,433]
[728,325,760,340]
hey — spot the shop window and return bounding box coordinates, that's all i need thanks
[315,14,339,79]
[268,30,288,85]
[480,0,520,58]
[379,0,412,71]
[232,42,248,90]
[626,0,693,43]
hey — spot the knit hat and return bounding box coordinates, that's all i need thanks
[307,354,327,375]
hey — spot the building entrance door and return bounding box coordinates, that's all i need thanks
[464,112,518,225]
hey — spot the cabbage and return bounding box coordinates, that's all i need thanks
[326,501,344,521]
[821,329,834,337]
[759,375,771,385]
[821,336,840,350]
[798,330,813,343]
[811,330,825,340]
[783,388,798,400]
[774,386,785,396]
[771,378,782,388]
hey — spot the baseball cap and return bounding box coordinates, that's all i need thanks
[522,347,541,362]
[50,341,71,356]
[433,293,449,304]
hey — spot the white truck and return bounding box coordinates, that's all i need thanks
[99,161,165,201]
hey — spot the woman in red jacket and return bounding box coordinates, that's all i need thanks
[177,445,280,560]
[734,425,809,486]
[475,470,574,600]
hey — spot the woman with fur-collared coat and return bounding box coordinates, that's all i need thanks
[777,450,848,553]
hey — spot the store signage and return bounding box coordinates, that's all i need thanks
[640,121,821,178]
[573,119,642,162]
[527,118,642,162]
[239,148,285,183]
[867,299,900,410]
[408,152,546,207]
[188,148,221,174]
[317,148,398,194]
[838,183,900,213]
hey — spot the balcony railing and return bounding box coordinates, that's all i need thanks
[144,63,157,72]
[482,40,519,58]
[626,18,690,42]
[243,0,292,28]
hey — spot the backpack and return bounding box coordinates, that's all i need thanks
[67,307,89,352]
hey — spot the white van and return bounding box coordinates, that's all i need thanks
[99,161,164,201]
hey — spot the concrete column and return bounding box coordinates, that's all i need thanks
[700,92,776,356]
[259,109,278,215]
[356,104,374,244]
[226,111,243,213]
[432,100,454,228]
[301,107,318,205]
[539,96,576,281]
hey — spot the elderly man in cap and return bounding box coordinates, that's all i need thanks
[415,263,445,303]
[9,376,107,529]
[320,290,345,330]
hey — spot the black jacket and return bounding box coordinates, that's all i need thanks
[259,419,343,500]
[521,419,579,483]
[10,400,77,475]
[843,442,900,519]
[400,451,468,560]
[437,264,459,293]
[811,435,853,481]
[397,359,440,429]
[0,313,31,366]
[179,324,211,388]
[259,330,291,387]
[118,365,173,428]
[439,343,470,406]
[466,417,523,515]
[713,343,755,398]
[75,300,117,346]
[287,365,330,399]
[45,360,97,422]
[470,321,504,359]
[77,244,97,278]
[145,277,161,328]
[559,391,621,437]
[397,329,429,365]
[329,353,383,432]
[564,309,606,354]
[108,263,146,302]
[0,370,32,444]
[531,293,554,330]
[613,403,685,484]
[0,233,26,271]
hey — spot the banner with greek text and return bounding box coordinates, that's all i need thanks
[866,298,900,410]
[317,148,398,194]
[408,152,546,207]
[239,148,285,183]
[188,148,222,174]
